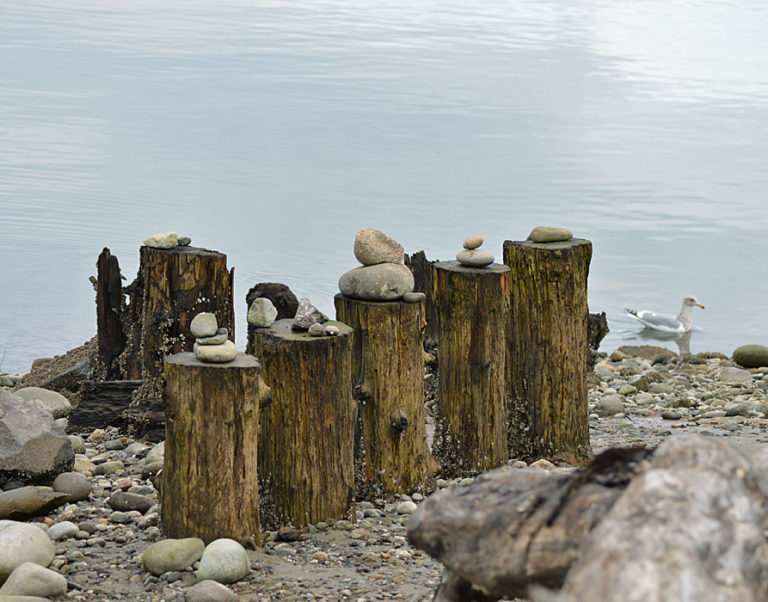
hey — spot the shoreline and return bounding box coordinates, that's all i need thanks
[1,345,768,601]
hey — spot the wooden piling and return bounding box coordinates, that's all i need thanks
[162,352,261,545]
[431,261,510,477]
[334,294,439,498]
[247,319,356,528]
[503,238,593,466]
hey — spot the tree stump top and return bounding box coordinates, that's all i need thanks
[165,352,259,369]
[433,261,510,275]
[504,238,592,251]
[333,293,422,308]
[141,244,226,258]
[254,318,353,342]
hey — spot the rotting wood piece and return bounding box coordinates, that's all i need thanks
[334,294,439,498]
[406,447,653,601]
[70,380,143,430]
[120,245,234,402]
[162,352,261,545]
[248,319,356,529]
[96,248,127,379]
[405,250,439,346]
[431,261,510,477]
[504,238,593,466]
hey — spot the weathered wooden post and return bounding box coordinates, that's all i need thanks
[247,319,356,528]
[122,243,234,399]
[432,261,510,476]
[162,352,262,545]
[504,228,593,466]
[334,294,439,498]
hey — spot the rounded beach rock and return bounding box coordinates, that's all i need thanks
[733,344,768,369]
[0,561,67,598]
[196,538,250,584]
[142,537,205,576]
[12,387,72,419]
[247,298,278,328]
[353,228,404,266]
[463,235,484,250]
[185,579,238,602]
[190,313,218,338]
[456,249,494,267]
[339,263,415,301]
[0,520,55,581]
[197,328,228,345]
[193,340,238,363]
[52,472,91,502]
[527,226,573,243]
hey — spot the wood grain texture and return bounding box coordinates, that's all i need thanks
[334,294,439,498]
[162,352,261,545]
[504,239,593,466]
[96,247,126,379]
[248,319,356,528]
[431,261,510,477]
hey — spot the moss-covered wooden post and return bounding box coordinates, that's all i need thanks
[432,261,510,477]
[247,319,356,528]
[162,352,261,545]
[334,294,439,498]
[503,238,593,466]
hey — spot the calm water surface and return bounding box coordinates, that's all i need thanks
[2,1,768,373]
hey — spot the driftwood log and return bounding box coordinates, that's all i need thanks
[118,245,234,401]
[248,319,356,528]
[504,239,592,466]
[407,447,652,601]
[96,248,126,379]
[431,261,510,476]
[334,294,439,498]
[162,352,262,545]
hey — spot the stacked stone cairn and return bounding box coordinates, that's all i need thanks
[143,231,192,248]
[527,225,573,243]
[456,235,494,267]
[293,298,337,337]
[190,313,237,362]
[339,227,424,303]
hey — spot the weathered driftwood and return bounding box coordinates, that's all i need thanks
[70,379,143,430]
[555,435,768,602]
[586,311,609,371]
[504,239,592,466]
[407,447,652,601]
[162,352,262,545]
[121,245,234,401]
[96,248,127,379]
[248,319,356,528]
[334,294,439,498]
[431,261,510,476]
[405,250,439,347]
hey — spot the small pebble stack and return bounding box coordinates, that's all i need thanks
[456,235,494,267]
[338,228,415,301]
[190,313,237,363]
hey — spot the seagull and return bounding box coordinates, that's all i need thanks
[626,296,705,334]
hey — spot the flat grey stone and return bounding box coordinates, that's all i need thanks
[402,291,426,303]
[13,387,71,419]
[142,537,205,576]
[193,341,237,363]
[456,249,494,267]
[527,226,573,243]
[143,231,178,249]
[463,235,483,250]
[196,328,228,345]
[718,367,753,386]
[185,579,237,602]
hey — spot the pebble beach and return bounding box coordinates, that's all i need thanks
[1,345,768,601]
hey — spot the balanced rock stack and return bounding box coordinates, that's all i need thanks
[293,298,338,337]
[339,228,421,302]
[143,231,192,248]
[190,313,237,362]
[527,226,573,243]
[456,235,494,267]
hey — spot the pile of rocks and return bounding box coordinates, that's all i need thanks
[339,228,419,302]
[142,232,192,249]
[455,235,494,267]
[291,298,331,334]
[190,313,236,363]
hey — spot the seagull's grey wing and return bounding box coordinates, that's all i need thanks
[634,310,682,330]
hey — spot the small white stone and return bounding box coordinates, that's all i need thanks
[456,249,494,267]
[308,323,326,337]
[396,501,417,514]
[247,298,278,328]
[194,341,237,363]
[143,232,179,249]
[325,325,340,336]
[463,235,484,250]
[190,313,218,338]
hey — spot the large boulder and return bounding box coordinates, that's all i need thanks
[0,561,67,597]
[0,520,55,582]
[12,388,71,419]
[338,264,415,301]
[0,391,73,484]
[0,487,70,520]
[353,228,404,266]
[733,344,768,369]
